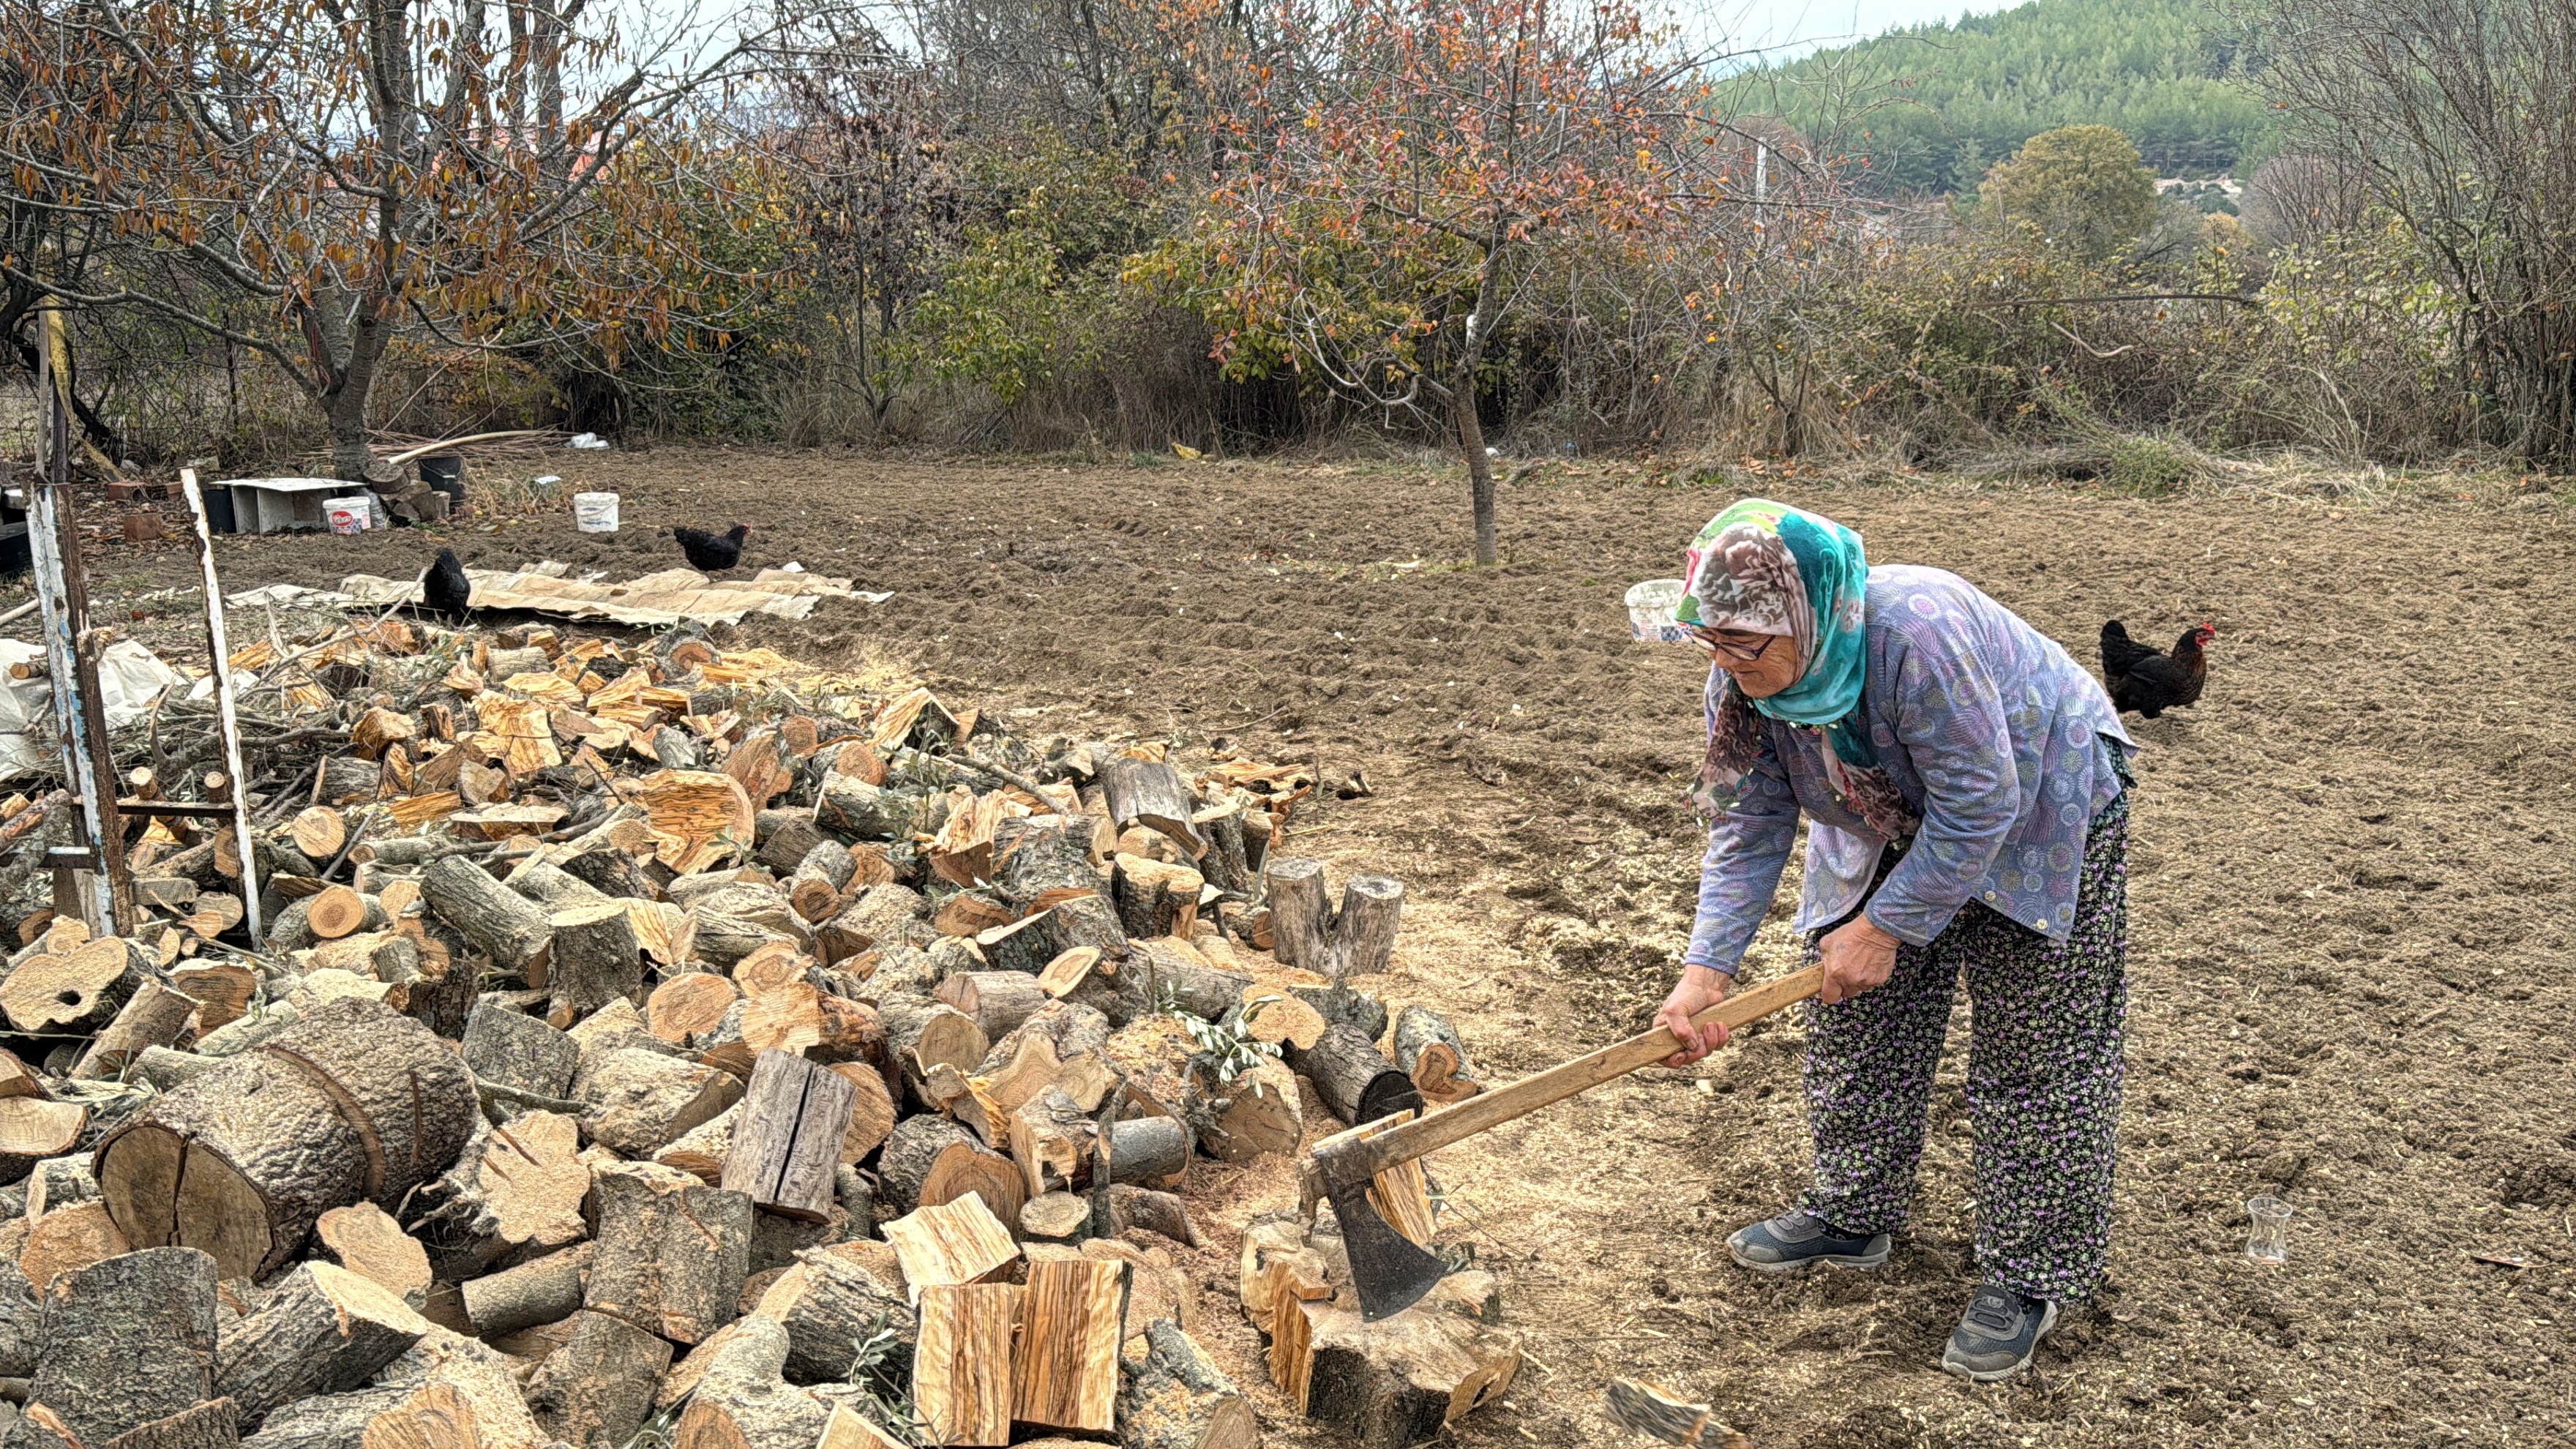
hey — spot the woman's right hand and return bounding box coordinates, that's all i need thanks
[1656,965,1733,1066]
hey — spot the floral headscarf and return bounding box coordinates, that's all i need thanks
[1682,499,1920,842]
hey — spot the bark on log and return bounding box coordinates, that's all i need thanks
[23,1247,218,1448]
[1110,855,1202,940]
[583,1166,753,1345]
[877,1115,1024,1223]
[787,841,856,925]
[1109,1117,1188,1187]
[1283,1022,1423,1127]
[1115,1320,1256,1449]
[719,1051,856,1223]
[752,810,826,877]
[879,997,988,1082]
[237,1389,409,1449]
[1263,857,1333,974]
[97,999,478,1280]
[543,904,640,1027]
[523,1311,670,1449]
[933,971,1047,1039]
[1294,984,1390,1045]
[422,857,553,983]
[460,1001,579,1103]
[1297,1275,1519,1449]
[673,1317,832,1449]
[72,981,203,1081]
[1098,757,1205,858]
[746,1240,913,1385]
[1393,1005,1480,1105]
[577,1049,742,1157]
[214,1262,432,1431]
[1131,943,1249,1022]
[102,1399,240,1449]
[1108,1185,1199,1248]
[459,1242,594,1338]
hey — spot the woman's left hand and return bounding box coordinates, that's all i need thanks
[1819,916,1901,1004]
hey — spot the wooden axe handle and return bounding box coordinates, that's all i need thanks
[1309,965,1822,1183]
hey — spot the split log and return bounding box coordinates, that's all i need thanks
[1393,1005,1480,1105]
[1020,1191,1092,1244]
[524,1311,671,1449]
[0,1098,88,1184]
[460,1001,579,1102]
[1240,984,1327,1052]
[1328,875,1404,978]
[23,1247,218,1448]
[312,1204,433,1308]
[171,964,259,1034]
[1115,1321,1256,1449]
[1012,1257,1123,1435]
[71,981,202,1080]
[97,999,478,1280]
[720,1051,857,1222]
[935,971,1048,1039]
[214,1262,431,1431]
[673,1317,831,1449]
[1284,1022,1423,1127]
[1037,948,1098,999]
[647,973,739,1044]
[577,1048,742,1157]
[422,857,553,983]
[877,1115,1024,1223]
[1197,1055,1303,1164]
[814,1406,908,1449]
[460,1242,594,1338]
[1108,1185,1199,1248]
[22,1201,130,1292]
[1263,857,1333,974]
[1098,757,1205,858]
[1011,1088,1096,1198]
[885,1192,1019,1294]
[1602,1380,1747,1449]
[2,937,146,1032]
[451,1111,588,1256]
[654,1105,734,1182]
[542,904,640,1027]
[746,1240,913,1383]
[827,1061,898,1164]
[583,1165,753,1344]
[913,1284,1020,1448]
[1192,803,1258,899]
[787,841,857,924]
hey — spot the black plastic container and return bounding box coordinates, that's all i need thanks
[200,487,238,535]
[417,453,467,510]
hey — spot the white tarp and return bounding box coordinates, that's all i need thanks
[0,639,185,780]
[233,562,889,627]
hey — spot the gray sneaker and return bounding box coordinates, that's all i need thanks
[1726,1211,1891,1272]
[1940,1284,2059,1382]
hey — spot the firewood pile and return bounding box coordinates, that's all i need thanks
[0,613,1510,1449]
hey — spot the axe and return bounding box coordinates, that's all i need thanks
[1301,965,1822,1320]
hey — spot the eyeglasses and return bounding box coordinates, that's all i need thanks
[1688,627,1775,665]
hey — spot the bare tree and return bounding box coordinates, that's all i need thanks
[2247,0,2576,461]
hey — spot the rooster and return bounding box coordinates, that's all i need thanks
[674,523,750,573]
[421,548,472,622]
[2101,620,2214,718]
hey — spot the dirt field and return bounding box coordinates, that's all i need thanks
[103,448,2576,1448]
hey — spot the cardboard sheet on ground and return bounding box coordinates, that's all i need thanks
[235,563,888,626]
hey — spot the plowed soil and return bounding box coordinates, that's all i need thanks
[108,448,2576,1448]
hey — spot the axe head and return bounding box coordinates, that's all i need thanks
[1307,1134,1449,1321]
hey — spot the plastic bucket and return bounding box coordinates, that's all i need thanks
[573,492,620,533]
[418,454,466,510]
[200,488,237,535]
[1625,578,1690,643]
[323,495,374,535]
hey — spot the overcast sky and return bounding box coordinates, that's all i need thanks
[1704,0,1996,62]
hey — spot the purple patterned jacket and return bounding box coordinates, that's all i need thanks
[1685,565,2133,973]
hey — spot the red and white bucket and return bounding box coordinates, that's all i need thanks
[323,495,374,535]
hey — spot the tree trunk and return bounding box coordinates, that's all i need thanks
[1452,387,1497,566]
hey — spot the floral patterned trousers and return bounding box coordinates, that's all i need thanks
[1797,790,2130,1303]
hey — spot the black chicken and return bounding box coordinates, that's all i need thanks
[422,547,473,621]
[674,523,750,573]
[2101,620,2215,718]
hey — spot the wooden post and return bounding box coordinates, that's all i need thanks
[180,471,262,942]
[28,303,124,935]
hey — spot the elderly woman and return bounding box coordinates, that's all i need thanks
[1650,498,2133,1384]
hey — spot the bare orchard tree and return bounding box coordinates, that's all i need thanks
[0,0,815,478]
[2247,0,2576,462]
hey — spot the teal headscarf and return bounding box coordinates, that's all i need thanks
[1676,498,1875,767]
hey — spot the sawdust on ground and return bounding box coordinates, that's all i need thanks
[102,446,2576,1449]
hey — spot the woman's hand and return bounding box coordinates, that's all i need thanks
[1819,915,1902,1005]
[1656,965,1733,1067]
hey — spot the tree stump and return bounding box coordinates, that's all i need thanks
[1295,1276,1520,1449]
[1263,857,1333,973]
[23,1247,218,1448]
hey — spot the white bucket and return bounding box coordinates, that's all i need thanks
[573,492,620,533]
[322,495,374,535]
[1625,577,1690,643]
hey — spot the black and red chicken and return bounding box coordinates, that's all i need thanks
[2100,620,2215,718]
[422,547,473,621]
[673,523,751,573]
